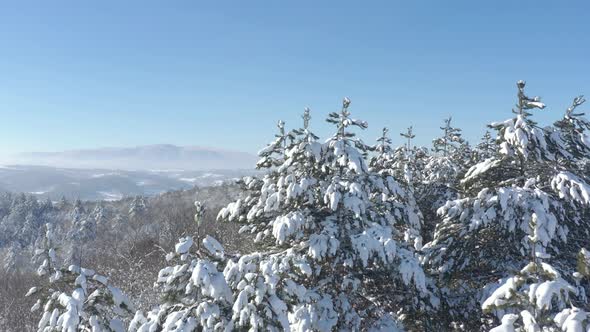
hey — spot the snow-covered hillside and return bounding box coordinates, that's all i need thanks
[0,165,254,200]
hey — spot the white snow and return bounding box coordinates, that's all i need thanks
[174,236,193,255]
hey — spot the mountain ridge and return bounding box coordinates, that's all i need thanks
[6,144,258,171]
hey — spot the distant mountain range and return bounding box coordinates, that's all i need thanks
[5,144,258,171]
[0,145,259,200]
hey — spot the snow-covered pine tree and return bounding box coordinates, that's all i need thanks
[482,237,587,330]
[364,126,443,329]
[410,145,430,188]
[68,199,96,266]
[2,242,24,273]
[425,80,590,329]
[71,199,85,222]
[192,200,206,250]
[133,100,436,331]
[129,108,324,332]
[312,99,436,329]
[28,223,133,332]
[458,140,475,168]
[92,201,110,228]
[128,233,233,332]
[550,95,590,168]
[388,126,419,187]
[256,119,296,169]
[217,118,301,234]
[369,127,424,250]
[371,127,395,177]
[219,109,323,245]
[417,119,469,246]
[401,125,415,151]
[432,117,465,157]
[425,116,469,186]
[475,130,497,162]
[129,196,147,220]
[374,127,428,211]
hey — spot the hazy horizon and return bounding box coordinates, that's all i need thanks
[0,143,258,171]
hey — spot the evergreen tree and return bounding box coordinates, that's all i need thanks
[432,117,465,157]
[68,199,97,265]
[369,127,424,250]
[256,119,296,169]
[482,206,590,331]
[28,223,133,331]
[476,130,497,161]
[417,122,466,244]
[425,116,468,187]
[92,202,107,224]
[551,95,590,168]
[129,196,147,220]
[387,126,420,188]
[134,99,436,331]
[400,125,416,151]
[71,199,85,222]
[425,81,590,329]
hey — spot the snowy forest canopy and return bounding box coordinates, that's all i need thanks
[4,80,590,331]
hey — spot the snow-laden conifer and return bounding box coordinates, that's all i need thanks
[432,117,465,157]
[29,223,133,332]
[482,213,589,330]
[386,126,422,188]
[222,99,437,330]
[135,100,437,331]
[256,119,296,169]
[425,116,470,187]
[425,81,590,329]
[475,130,497,161]
[416,118,470,245]
[369,127,424,250]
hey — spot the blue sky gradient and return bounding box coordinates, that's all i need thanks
[1,1,589,155]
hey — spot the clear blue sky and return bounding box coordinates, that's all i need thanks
[1,1,589,155]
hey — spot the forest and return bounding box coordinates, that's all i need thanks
[2,80,590,331]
